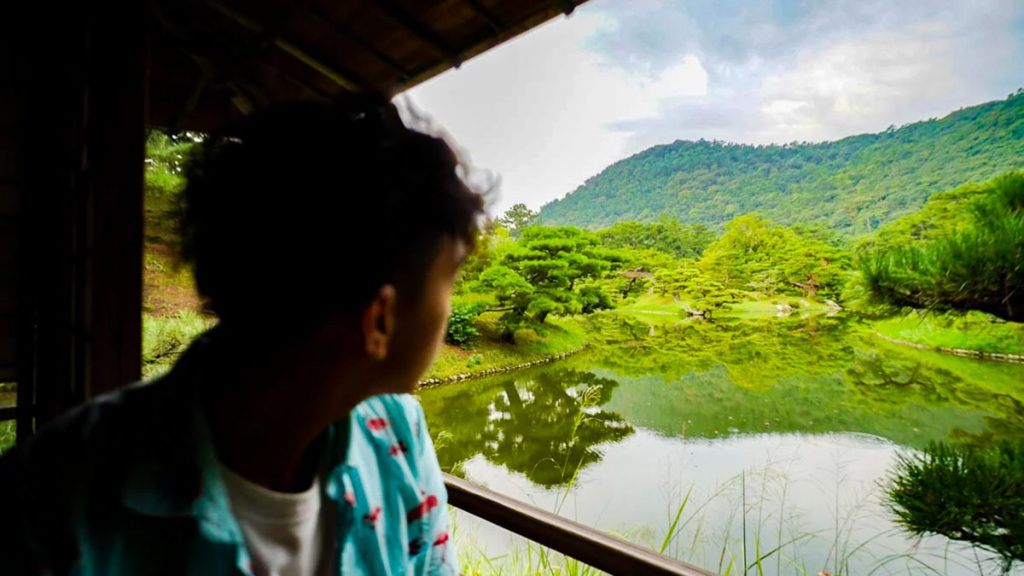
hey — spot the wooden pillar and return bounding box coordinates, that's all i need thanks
[14,0,147,427]
[82,0,148,399]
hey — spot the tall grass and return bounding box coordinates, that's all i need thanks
[862,171,1024,321]
[142,310,214,378]
[452,452,1011,576]
[0,420,15,455]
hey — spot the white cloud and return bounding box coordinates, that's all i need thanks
[405,11,708,213]
[646,55,708,99]
[403,0,1024,212]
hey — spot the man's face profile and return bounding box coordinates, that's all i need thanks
[358,236,467,394]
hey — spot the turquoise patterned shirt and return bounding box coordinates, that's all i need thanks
[0,336,457,575]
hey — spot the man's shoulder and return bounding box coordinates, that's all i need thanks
[2,375,193,496]
[357,392,424,422]
[30,377,182,454]
[0,376,192,570]
[350,393,430,459]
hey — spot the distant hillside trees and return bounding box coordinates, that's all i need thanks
[596,218,716,259]
[540,92,1024,234]
[497,203,538,238]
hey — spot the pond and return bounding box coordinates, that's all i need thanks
[418,313,1024,575]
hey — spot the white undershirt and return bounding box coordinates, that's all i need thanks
[217,462,331,576]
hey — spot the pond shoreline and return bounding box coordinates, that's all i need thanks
[418,344,589,390]
[875,332,1024,364]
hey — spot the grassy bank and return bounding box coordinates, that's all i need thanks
[872,310,1024,355]
[427,313,587,380]
[140,309,587,383]
[142,311,214,378]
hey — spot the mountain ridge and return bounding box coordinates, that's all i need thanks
[539,91,1024,234]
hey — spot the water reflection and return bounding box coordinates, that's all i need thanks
[422,367,633,487]
[847,345,1024,444]
[424,315,1024,482]
[419,314,1024,573]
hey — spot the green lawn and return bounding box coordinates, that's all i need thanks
[426,314,586,380]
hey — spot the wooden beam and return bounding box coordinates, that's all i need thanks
[395,3,574,96]
[175,72,209,130]
[0,403,28,422]
[554,0,577,16]
[304,7,411,81]
[445,474,714,576]
[461,0,503,33]
[207,0,365,91]
[373,0,462,68]
[186,46,334,104]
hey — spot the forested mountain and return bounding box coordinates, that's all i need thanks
[539,91,1024,234]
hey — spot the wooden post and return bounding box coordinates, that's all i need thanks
[82,0,148,398]
[14,0,147,428]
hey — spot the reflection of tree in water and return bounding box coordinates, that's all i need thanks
[847,349,960,404]
[887,440,1024,574]
[430,367,633,488]
[847,349,1024,443]
[584,313,852,385]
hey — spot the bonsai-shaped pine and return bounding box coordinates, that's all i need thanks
[886,441,1024,574]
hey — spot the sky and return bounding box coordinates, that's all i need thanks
[404,0,1024,215]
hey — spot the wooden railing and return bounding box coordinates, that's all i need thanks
[444,474,716,576]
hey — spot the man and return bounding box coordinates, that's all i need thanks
[1,95,485,575]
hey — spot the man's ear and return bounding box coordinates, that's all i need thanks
[362,284,397,360]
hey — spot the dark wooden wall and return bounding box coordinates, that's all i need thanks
[2,0,147,443]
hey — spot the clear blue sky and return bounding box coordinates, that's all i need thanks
[406,0,1024,214]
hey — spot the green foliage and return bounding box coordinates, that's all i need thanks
[445,300,484,347]
[427,316,586,380]
[688,284,744,319]
[887,441,1024,573]
[473,226,619,335]
[145,130,200,199]
[862,172,1024,320]
[421,366,634,487]
[540,92,1024,234]
[0,420,14,455]
[497,203,538,238]
[653,264,702,299]
[456,225,512,290]
[699,214,850,299]
[597,218,715,259]
[144,130,202,256]
[586,248,674,303]
[856,180,990,254]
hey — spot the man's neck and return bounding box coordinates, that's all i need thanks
[200,343,365,493]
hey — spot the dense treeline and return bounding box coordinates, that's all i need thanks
[540,91,1024,234]
[454,207,851,341]
[453,168,1024,346]
[862,172,1024,321]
